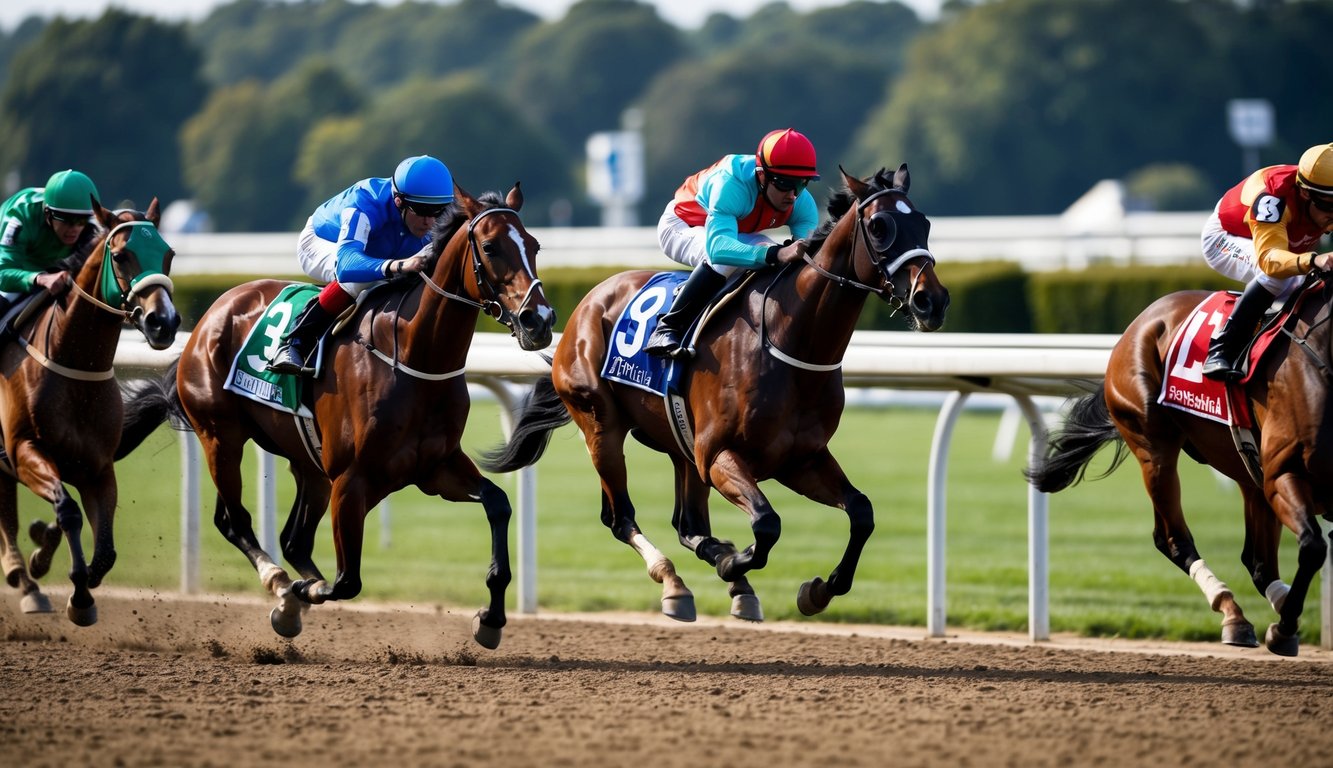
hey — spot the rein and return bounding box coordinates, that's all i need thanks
[1280,276,1333,380]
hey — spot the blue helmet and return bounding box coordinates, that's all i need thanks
[391,155,454,205]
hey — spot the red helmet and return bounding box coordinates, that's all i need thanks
[757,128,819,180]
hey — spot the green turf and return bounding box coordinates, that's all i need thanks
[10,398,1322,645]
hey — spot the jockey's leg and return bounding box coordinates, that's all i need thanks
[1202,279,1275,381]
[266,282,353,375]
[644,263,727,359]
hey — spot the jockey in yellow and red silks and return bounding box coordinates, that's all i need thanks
[1200,143,1333,380]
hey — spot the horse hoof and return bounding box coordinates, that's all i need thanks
[796,577,829,616]
[270,605,303,638]
[1264,623,1299,657]
[730,593,763,622]
[472,611,502,650]
[65,597,97,627]
[20,591,53,614]
[662,593,696,623]
[1221,618,1259,648]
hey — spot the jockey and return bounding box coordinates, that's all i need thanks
[1201,142,1333,380]
[0,169,101,310]
[267,154,455,376]
[644,128,821,359]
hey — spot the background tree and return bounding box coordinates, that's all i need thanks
[295,74,576,226]
[0,10,205,205]
[180,60,362,230]
[636,44,886,221]
[848,0,1236,215]
[191,0,373,86]
[504,0,687,155]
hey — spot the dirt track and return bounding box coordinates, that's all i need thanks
[1,588,1330,767]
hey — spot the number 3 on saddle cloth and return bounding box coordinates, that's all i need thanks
[1159,287,1316,481]
[224,284,323,418]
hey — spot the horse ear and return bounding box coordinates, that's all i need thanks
[145,197,161,227]
[893,163,910,193]
[91,197,117,230]
[840,164,869,200]
[454,183,478,215]
[506,182,523,212]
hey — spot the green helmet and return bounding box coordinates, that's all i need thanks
[43,169,100,215]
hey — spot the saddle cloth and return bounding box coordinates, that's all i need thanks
[223,283,320,417]
[1158,289,1304,426]
[600,271,689,396]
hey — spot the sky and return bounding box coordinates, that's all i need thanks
[1,0,943,32]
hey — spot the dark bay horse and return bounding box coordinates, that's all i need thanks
[1027,283,1333,656]
[482,166,949,622]
[0,199,179,625]
[121,184,554,648]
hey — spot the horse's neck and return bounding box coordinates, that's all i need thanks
[40,249,121,365]
[396,244,479,368]
[775,223,869,355]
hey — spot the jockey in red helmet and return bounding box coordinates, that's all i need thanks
[645,129,821,359]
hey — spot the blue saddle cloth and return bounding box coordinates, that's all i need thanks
[600,271,690,396]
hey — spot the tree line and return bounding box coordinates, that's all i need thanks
[0,0,1326,231]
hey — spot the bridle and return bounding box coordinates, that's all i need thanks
[417,206,545,330]
[368,205,546,380]
[801,186,935,313]
[759,186,936,372]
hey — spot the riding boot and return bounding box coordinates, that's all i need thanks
[644,264,727,359]
[1201,280,1275,381]
[266,299,337,375]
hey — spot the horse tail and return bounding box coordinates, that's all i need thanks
[116,359,191,460]
[1023,383,1127,493]
[478,374,572,473]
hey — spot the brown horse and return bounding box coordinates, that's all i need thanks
[0,199,179,625]
[481,166,949,622]
[120,184,554,648]
[1027,282,1333,656]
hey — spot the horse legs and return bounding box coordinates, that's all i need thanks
[705,450,781,583]
[420,450,516,649]
[278,470,331,582]
[777,448,873,617]
[83,470,118,590]
[12,441,97,626]
[0,475,52,613]
[671,460,760,621]
[1128,436,1257,647]
[199,432,303,637]
[1260,472,1329,656]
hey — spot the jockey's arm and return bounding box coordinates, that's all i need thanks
[0,221,57,293]
[1251,218,1319,278]
[331,206,395,284]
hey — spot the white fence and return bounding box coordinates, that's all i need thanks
[115,329,1332,648]
[166,210,1210,277]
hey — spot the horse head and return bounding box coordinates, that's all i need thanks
[443,182,556,351]
[89,198,181,349]
[836,164,949,331]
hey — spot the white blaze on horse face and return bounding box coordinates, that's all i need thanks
[896,200,912,214]
[506,224,534,276]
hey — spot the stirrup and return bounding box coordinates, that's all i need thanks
[265,345,310,375]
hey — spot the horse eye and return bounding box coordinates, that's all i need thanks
[112,250,129,264]
[481,242,497,257]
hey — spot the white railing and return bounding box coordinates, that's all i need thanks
[165,211,1210,277]
[113,329,1331,649]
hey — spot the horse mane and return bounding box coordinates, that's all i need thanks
[426,190,510,262]
[806,167,900,255]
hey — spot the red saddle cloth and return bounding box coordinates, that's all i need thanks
[1158,290,1299,427]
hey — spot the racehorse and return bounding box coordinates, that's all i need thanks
[1026,282,1333,656]
[0,198,179,625]
[120,183,554,648]
[481,165,949,622]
